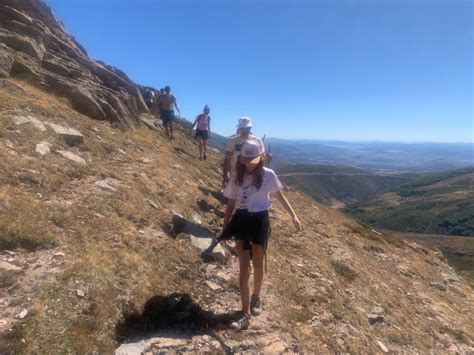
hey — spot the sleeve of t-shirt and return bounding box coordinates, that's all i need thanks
[267,169,283,193]
[223,175,239,199]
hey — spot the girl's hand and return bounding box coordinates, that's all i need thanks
[293,215,302,232]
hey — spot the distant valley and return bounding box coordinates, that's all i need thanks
[275,163,414,208]
[345,168,474,236]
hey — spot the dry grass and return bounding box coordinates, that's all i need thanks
[0,78,473,353]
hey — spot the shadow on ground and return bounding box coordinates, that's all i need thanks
[199,186,226,204]
[116,293,241,342]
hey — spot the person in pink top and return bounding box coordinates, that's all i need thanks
[191,105,212,160]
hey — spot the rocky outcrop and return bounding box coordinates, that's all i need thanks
[0,0,151,127]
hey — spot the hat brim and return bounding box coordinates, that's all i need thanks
[236,124,253,128]
[240,155,261,164]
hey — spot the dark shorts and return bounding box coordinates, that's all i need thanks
[221,209,271,250]
[195,128,209,140]
[160,109,174,124]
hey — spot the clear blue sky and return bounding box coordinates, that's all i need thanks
[46,0,473,143]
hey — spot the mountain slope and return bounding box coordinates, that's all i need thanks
[0,1,473,354]
[345,168,474,236]
[276,163,414,208]
[0,0,152,127]
[0,78,473,354]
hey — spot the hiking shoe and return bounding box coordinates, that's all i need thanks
[231,312,251,330]
[199,156,203,161]
[250,295,263,316]
[203,154,207,160]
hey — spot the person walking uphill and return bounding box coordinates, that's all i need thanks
[191,105,212,160]
[223,117,265,187]
[158,86,181,140]
[221,140,302,330]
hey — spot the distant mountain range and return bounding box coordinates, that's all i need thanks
[266,138,474,172]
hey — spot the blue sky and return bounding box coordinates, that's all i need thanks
[46,0,472,143]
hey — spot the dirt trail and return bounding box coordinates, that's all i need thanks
[115,244,300,354]
[0,248,65,332]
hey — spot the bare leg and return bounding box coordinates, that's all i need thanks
[203,139,208,157]
[236,240,251,315]
[198,139,203,158]
[169,122,174,139]
[164,122,169,138]
[251,244,265,297]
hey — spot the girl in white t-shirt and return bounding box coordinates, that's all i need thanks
[221,140,301,330]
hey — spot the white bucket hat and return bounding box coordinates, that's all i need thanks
[236,116,253,129]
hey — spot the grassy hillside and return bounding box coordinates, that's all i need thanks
[276,163,414,208]
[345,168,474,236]
[0,79,473,354]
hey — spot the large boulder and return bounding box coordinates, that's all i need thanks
[0,0,152,127]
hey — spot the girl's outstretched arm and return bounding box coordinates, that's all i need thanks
[274,190,302,231]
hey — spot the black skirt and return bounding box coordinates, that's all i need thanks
[221,209,271,250]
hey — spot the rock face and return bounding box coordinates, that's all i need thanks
[0,0,151,127]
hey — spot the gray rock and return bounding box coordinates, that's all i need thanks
[189,235,227,261]
[370,306,384,314]
[0,43,14,77]
[56,150,86,165]
[46,122,84,146]
[95,180,117,192]
[430,282,447,291]
[368,314,385,324]
[147,200,159,209]
[205,280,221,291]
[441,272,460,284]
[18,309,28,319]
[35,141,52,155]
[376,340,389,353]
[28,116,46,131]
[0,261,22,272]
[13,116,31,126]
[192,214,202,225]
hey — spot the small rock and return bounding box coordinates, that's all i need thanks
[95,180,117,192]
[368,314,385,324]
[139,229,146,235]
[0,261,22,272]
[192,214,202,225]
[13,116,31,126]
[172,164,183,170]
[6,139,15,148]
[148,200,159,209]
[5,250,16,256]
[441,272,459,283]
[28,116,46,131]
[46,122,84,146]
[18,309,28,319]
[371,306,384,314]
[430,282,447,291]
[76,289,85,297]
[205,280,221,291]
[56,150,86,165]
[376,340,389,353]
[53,252,65,258]
[35,141,52,155]
[141,158,153,163]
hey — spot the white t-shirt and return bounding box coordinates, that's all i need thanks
[224,167,283,212]
[225,134,265,175]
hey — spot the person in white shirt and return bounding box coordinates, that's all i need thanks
[222,117,265,187]
[221,140,301,330]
